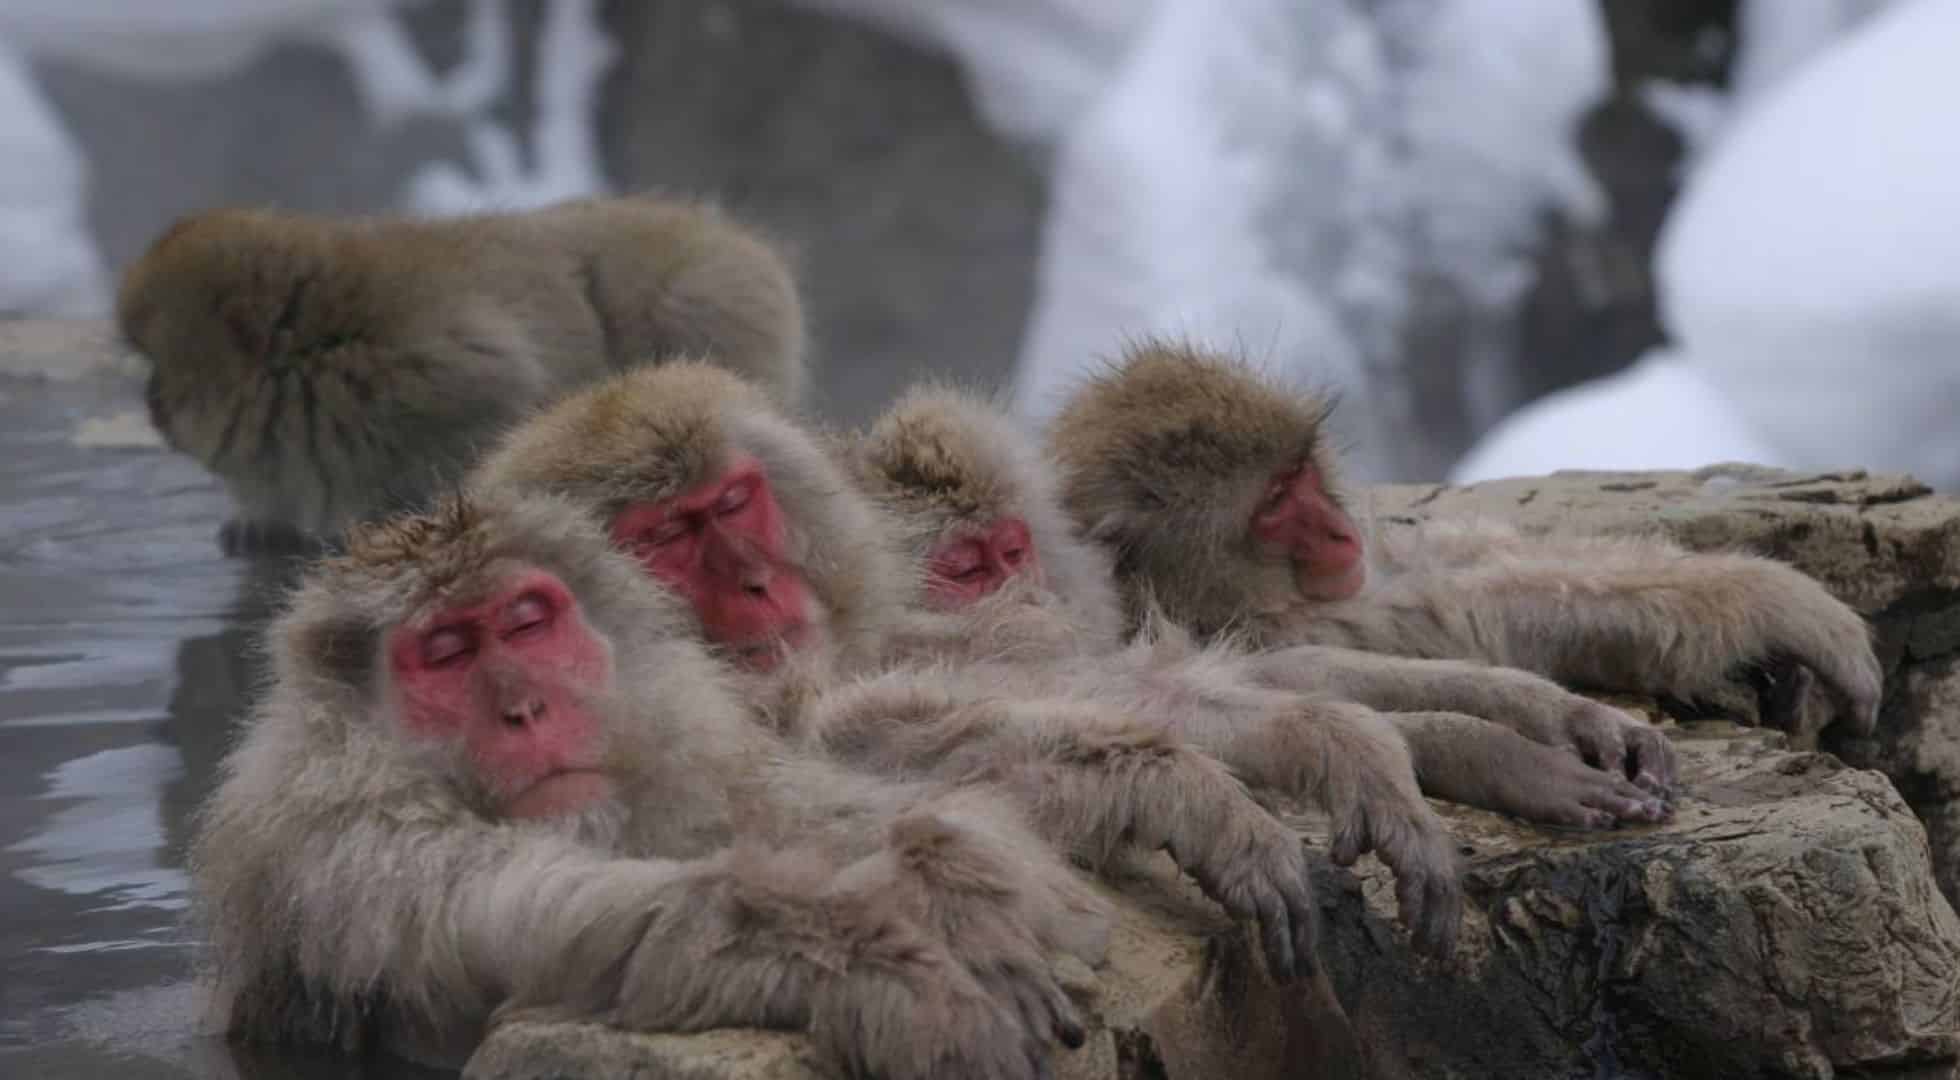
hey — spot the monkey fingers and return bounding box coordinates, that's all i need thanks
[1165,814,1321,983]
[1012,725,1322,982]
[834,812,1091,1052]
[1562,702,1678,795]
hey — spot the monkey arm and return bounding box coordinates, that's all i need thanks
[1318,533,1882,737]
[1246,644,1677,793]
[1387,711,1669,828]
[251,813,1057,1077]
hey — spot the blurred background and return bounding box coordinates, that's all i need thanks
[1,0,1952,487]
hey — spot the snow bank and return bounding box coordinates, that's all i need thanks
[1449,351,1780,483]
[0,0,396,80]
[1011,0,1608,480]
[0,43,108,317]
[1661,0,1960,489]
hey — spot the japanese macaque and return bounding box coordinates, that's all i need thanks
[468,363,1335,962]
[846,388,1668,874]
[121,194,805,552]
[1045,340,1886,780]
[192,492,1332,1077]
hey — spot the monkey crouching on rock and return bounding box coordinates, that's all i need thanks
[122,194,806,553]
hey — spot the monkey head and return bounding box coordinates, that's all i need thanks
[471,361,908,675]
[267,491,746,841]
[851,385,1124,639]
[1047,340,1366,635]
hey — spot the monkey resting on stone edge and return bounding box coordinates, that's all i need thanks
[847,384,1671,852]
[120,194,806,554]
[192,491,1329,1078]
[1044,340,1886,785]
[467,361,1342,963]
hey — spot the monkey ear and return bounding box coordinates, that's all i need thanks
[284,612,377,693]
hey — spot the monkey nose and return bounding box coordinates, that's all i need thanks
[500,700,546,728]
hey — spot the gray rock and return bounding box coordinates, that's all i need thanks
[466,726,1960,1079]
[1372,465,1960,909]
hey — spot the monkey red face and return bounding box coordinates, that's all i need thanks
[1251,464,1366,601]
[388,568,617,820]
[924,517,1040,609]
[609,457,815,671]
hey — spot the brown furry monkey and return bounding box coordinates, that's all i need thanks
[468,363,1332,966]
[122,195,805,552]
[193,492,1129,1077]
[1045,340,1885,788]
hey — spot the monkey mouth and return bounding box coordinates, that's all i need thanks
[504,769,615,820]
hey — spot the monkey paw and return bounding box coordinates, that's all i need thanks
[1562,701,1679,796]
[815,939,1070,1080]
[1174,820,1321,982]
[1504,734,1673,830]
[1327,796,1461,958]
[1721,563,1885,737]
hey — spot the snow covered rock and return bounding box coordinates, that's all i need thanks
[1449,349,1782,483]
[1011,0,1610,482]
[1660,0,1960,491]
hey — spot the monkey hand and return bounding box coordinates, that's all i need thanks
[1304,706,1462,958]
[1326,794,1462,960]
[1169,809,1322,983]
[844,814,1096,1056]
[1470,721,1672,829]
[1557,700,1680,796]
[614,854,1068,1080]
[808,928,1073,1080]
[1713,561,1883,738]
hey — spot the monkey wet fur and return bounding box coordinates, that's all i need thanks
[122,195,806,551]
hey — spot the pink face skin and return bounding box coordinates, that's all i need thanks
[924,517,1041,609]
[389,568,617,820]
[1250,464,1367,602]
[609,456,815,672]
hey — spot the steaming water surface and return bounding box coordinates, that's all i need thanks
[0,365,444,1079]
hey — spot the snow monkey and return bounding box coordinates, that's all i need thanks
[121,194,806,553]
[468,362,1336,967]
[1045,340,1886,784]
[844,388,1673,927]
[192,491,1330,1078]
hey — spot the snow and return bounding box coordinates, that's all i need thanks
[0,0,398,81]
[399,0,616,213]
[1660,0,1960,489]
[0,42,108,317]
[0,0,618,315]
[1009,0,1609,480]
[1449,350,1780,484]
